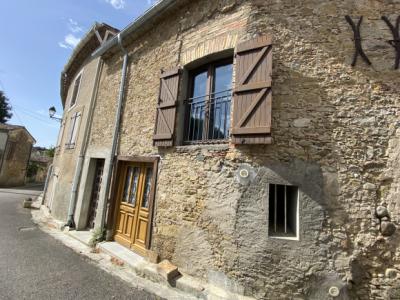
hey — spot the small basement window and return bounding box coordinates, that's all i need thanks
[268,184,299,239]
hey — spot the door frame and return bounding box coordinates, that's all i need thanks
[107,156,159,252]
[86,158,105,229]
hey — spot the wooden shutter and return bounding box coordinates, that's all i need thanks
[65,111,81,148]
[70,111,81,147]
[232,35,272,144]
[153,67,181,147]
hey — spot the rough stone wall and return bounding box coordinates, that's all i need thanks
[46,56,101,221]
[0,129,32,187]
[89,0,400,298]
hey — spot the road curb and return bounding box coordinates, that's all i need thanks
[31,202,255,300]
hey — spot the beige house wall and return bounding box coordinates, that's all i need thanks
[78,0,400,298]
[46,56,102,222]
[0,129,33,187]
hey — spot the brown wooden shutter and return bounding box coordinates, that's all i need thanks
[232,35,272,144]
[153,67,181,147]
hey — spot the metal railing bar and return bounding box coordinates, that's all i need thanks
[274,184,277,233]
[186,89,232,102]
[284,185,287,234]
[185,89,232,142]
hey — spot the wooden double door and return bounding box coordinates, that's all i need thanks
[114,162,155,256]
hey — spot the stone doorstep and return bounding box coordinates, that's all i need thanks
[36,205,65,231]
[68,230,93,246]
[31,208,198,300]
[32,207,255,300]
[39,204,51,217]
[97,242,254,300]
[98,242,145,271]
[97,242,207,298]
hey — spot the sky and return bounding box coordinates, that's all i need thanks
[0,0,156,147]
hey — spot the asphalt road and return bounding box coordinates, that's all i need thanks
[0,186,159,300]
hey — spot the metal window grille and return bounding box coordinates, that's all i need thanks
[184,89,232,143]
[268,184,298,238]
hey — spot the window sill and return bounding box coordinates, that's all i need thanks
[268,235,299,241]
[175,143,230,152]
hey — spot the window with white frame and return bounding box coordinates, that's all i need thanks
[55,121,65,152]
[268,184,299,239]
[65,111,81,149]
[70,74,82,108]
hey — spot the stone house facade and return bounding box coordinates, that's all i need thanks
[44,23,118,221]
[47,0,400,298]
[0,124,35,187]
[27,147,52,183]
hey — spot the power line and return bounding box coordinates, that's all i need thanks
[13,108,54,126]
[12,104,51,121]
[12,109,25,127]
[12,106,50,123]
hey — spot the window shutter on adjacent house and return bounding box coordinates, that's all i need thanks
[232,35,272,144]
[70,112,81,147]
[65,111,81,148]
[153,67,181,147]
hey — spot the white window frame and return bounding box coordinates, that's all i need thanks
[65,111,82,149]
[55,120,66,153]
[268,183,300,241]
[68,70,83,110]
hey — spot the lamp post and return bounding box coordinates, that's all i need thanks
[48,106,62,121]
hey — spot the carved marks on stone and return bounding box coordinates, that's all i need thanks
[345,16,372,67]
[381,16,400,70]
[345,15,400,69]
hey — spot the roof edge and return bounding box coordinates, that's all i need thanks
[92,0,177,58]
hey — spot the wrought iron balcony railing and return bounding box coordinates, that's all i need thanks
[184,89,232,143]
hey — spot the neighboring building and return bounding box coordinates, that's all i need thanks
[27,146,52,183]
[45,1,400,298]
[44,23,118,218]
[0,124,35,187]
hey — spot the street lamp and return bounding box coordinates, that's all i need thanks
[48,106,62,121]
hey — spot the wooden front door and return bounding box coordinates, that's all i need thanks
[114,162,154,256]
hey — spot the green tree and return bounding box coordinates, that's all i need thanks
[0,90,12,123]
[46,146,55,158]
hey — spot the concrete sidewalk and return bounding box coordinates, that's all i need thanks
[0,188,160,300]
[31,197,255,300]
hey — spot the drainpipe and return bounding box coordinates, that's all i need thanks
[99,33,128,231]
[65,58,104,228]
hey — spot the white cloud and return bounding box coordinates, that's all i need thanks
[58,42,69,49]
[58,19,84,50]
[68,19,83,33]
[58,34,81,49]
[105,0,126,9]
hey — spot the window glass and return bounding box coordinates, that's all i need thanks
[128,167,140,205]
[122,167,134,202]
[188,70,208,141]
[191,70,208,101]
[185,59,233,143]
[213,63,233,94]
[209,63,233,139]
[141,167,153,209]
